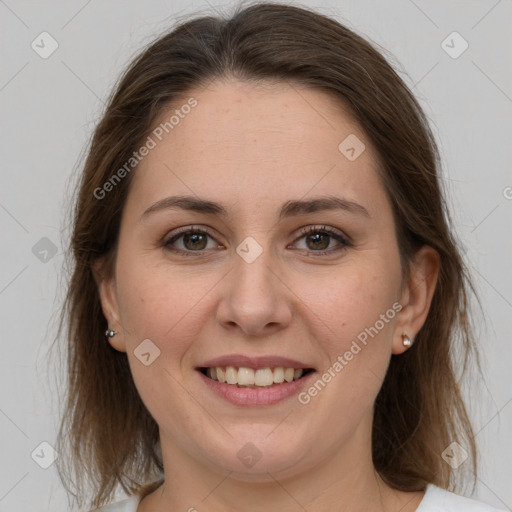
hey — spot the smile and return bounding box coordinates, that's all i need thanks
[199,366,315,388]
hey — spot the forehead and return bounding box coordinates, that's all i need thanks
[127,79,388,219]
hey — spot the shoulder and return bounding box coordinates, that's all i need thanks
[417,484,508,512]
[89,496,141,512]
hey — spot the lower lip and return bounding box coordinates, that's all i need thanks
[197,370,316,406]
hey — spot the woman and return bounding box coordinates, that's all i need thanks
[55,2,506,511]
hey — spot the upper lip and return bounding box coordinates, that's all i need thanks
[198,354,315,370]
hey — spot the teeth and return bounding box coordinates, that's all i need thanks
[284,368,294,382]
[254,368,273,386]
[204,366,307,387]
[238,367,254,386]
[216,367,226,383]
[225,366,237,385]
[273,367,284,383]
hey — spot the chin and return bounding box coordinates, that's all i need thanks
[197,429,311,478]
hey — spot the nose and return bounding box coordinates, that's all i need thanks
[215,246,293,337]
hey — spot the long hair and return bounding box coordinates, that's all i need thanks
[54,2,480,509]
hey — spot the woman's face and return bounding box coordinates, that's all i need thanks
[98,79,434,479]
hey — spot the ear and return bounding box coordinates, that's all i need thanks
[392,245,440,355]
[92,259,126,353]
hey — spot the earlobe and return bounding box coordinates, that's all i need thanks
[93,260,127,353]
[392,245,440,355]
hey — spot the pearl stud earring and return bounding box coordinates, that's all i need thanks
[402,334,412,347]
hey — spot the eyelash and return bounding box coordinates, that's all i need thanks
[163,225,350,257]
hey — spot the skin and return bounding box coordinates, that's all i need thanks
[96,78,439,512]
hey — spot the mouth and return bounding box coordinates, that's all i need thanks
[197,366,315,388]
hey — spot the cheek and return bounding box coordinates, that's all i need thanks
[299,258,400,341]
[113,256,211,422]
[297,267,400,399]
[295,257,402,408]
[114,254,223,355]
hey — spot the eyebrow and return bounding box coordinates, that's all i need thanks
[141,194,370,220]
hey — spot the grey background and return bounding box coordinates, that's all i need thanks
[0,0,511,510]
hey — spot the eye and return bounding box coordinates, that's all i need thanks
[291,225,350,255]
[163,226,221,256]
[163,225,350,257]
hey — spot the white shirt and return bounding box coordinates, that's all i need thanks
[94,484,508,511]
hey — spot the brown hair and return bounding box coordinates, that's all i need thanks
[55,2,480,509]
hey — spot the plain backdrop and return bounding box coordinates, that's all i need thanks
[0,0,511,511]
